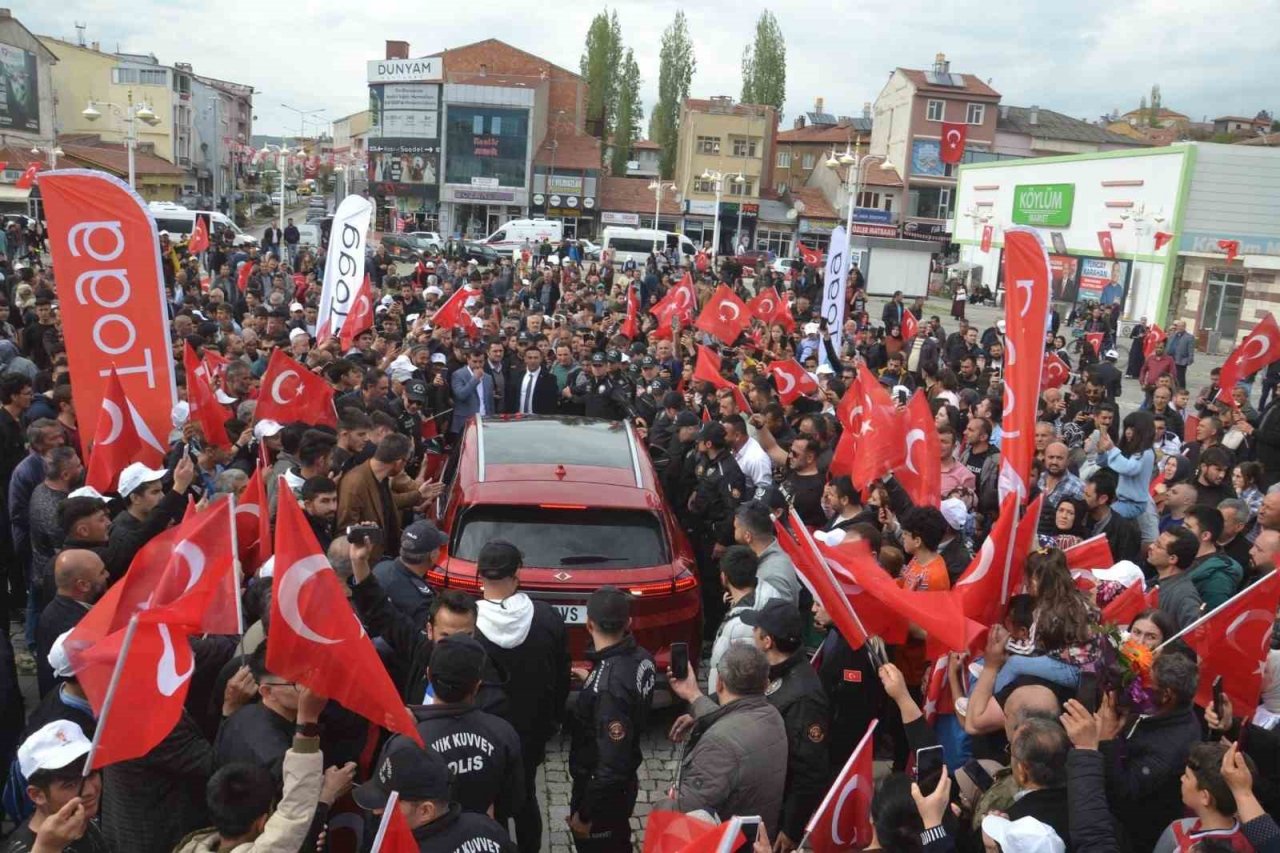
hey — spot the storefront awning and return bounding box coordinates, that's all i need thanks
[0,185,31,202]
[756,198,793,224]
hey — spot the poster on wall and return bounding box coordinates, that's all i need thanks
[910,139,945,177]
[368,138,440,198]
[1076,258,1129,306]
[1049,255,1079,302]
[0,43,39,133]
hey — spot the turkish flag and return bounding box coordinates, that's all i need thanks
[1041,352,1070,390]
[747,285,794,331]
[775,516,869,649]
[894,392,941,508]
[1184,414,1200,444]
[1100,580,1158,627]
[695,285,750,345]
[798,243,822,267]
[85,369,167,492]
[1064,535,1114,572]
[15,163,39,189]
[340,274,375,351]
[1218,313,1280,403]
[370,792,418,853]
[940,122,968,164]
[650,271,697,336]
[644,812,723,853]
[1084,332,1105,359]
[236,260,255,292]
[692,345,751,413]
[184,341,230,447]
[1178,569,1280,713]
[1219,240,1241,264]
[847,366,906,489]
[188,215,210,254]
[768,359,819,405]
[805,720,878,852]
[620,282,642,340]
[953,493,1021,627]
[1143,323,1167,359]
[236,466,272,574]
[923,656,955,725]
[202,350,230,387]
[1097,230,1116,259]
[254,349,338,428]
[902,309,919,341]
[428,284,481,334]
[997,229,1050,505]
[981,224,993,253]
[268,487,422,744]
[1154,231,1174,251]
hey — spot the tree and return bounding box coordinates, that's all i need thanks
[654,11,696,179]
[741,10,786,111]
[610,49,643,177]
[1138,94,1148,126]
[580,10,621,141]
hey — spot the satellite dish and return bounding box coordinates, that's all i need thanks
[786,208,798,220]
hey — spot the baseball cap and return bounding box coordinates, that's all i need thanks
[289,302,304,312]
[697,421,726,444]
[118,462,167,498]
[803,322,820,335]
[640,355,657,368]
[940,497,968,532]
[477,541,522,579]
[607,348,623,363]
[428,634,487,692]
[424,285,443,298]
[253,419,285,440]
[289,327,308,341]
[353,743,451,810]
[430,352,448,365]
[18,720,92,778]
[47,629,75,679]
[590,351,607,366]
[400,519,448,558]
[674,410,700,428]
[996,319,1007,331]
[662,391,684,409]
[404,379,429,403]
[1104,349,1119,360]
[740,599,805,648]
[980,816,1064,853]
[586,586,632,627]
[68,486,105,501]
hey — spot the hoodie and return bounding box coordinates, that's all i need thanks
[477,593,535,647]
[1187,550,1243,610]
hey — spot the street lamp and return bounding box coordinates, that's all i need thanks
[828,146,896,239]
[647,180,676,249]
[82,91,162,189]
[262,143,291,236]
[700,169,743,259]
[30,142,64,168]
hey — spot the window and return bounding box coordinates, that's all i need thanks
[728,178,754,196]
[802,153,814,170]
[444,106,530,188]
[907,186,950,220]
[454,505,667,569]
[756,228,792,258]
[696,135,721,154]
[732,136,757,158]
[694,178,716,194]
[926,100,944,122]
[114,66,167,86]
[856,191,880,209]
[966,103,985,125]
[777,150,791,168]
[775,181,789,194]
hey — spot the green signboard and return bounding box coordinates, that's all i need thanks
[1011,183,1075,227]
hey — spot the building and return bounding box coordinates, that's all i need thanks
[597,175,682,231]
[626,139,660,178]
[869,53,1001,245]
[804,154,903,238]
[0,9,57,213]
[994,105,1145,157]
[332,109,372,198]
[950,143,1280,350]
[773,98,872,194]
[1213,113,1272,137]
[57,133,184,200]
[190,73,254,211]
[673,96,778,254]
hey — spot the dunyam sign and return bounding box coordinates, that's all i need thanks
[1011,183,1075,227]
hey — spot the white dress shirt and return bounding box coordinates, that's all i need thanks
[520,369,540,414]
[734,437,774,489]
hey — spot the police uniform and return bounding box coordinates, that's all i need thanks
[404,703,525,817]
[573,354,633,421]
[395,379,432,466]
[568,634,655,852]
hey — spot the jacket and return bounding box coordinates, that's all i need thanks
[765,651,831,841]
[755,540,800,606]
[568,635,655,822]
[1094,509,1142,565]
[1006,787,1070,848]
[174,736,321,853]
[1187,550,1243,610]
[1167,330,1195,366]
[1100,705,1202,853]
[335,461,418,564]
[1066,748,1121,853]
[1257,400,1280,478]
[676,694,789,838]
[406,803,516,853]
[504,368,559,415]
[708,592,757,696]
[372,558,435,627]
[687,451,747,546]
[1154,571,1204,632]
[35,595,89,697]
[399,703,524,816]
[61,489,187,585]
[449,366,496,433]
[815,628,886,771]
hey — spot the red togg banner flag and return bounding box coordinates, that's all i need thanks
[998,228,1051,504]
[85,368,167,492]
[40,169,178,460]
[940,122,968,164]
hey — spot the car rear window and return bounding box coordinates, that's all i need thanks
[452,505,667,568]
[482,418,632,469]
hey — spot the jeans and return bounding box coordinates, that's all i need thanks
[1114,496,1159,545]
[994,654,1080,694]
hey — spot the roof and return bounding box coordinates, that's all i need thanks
[632,139,660,151]
[832,155,902,189]
[1237,133,1280,147]
[1120,107,1189,121]
[789,186,839,219]
[683,98,773,118]
[534,133,601,171]
[1215,115,1268,123]
[433,38,580,80]
[0,146,45,171]
[900,68,1000,99]
[59,140,185,177]
[449,73,544,89]
[776,123,869,145]
[598,177,682,215]
[7,21,58,63]
[997,106,1146,146]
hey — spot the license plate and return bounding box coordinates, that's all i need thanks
[552,604,587,625]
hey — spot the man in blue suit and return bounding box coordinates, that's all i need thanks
[450,346,496,436]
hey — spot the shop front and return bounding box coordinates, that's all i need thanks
[682,199,717,250]
[439,98,533,239]
[718,201,758,255]
[530,173,599,239]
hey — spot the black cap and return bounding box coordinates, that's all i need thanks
[606,348,623,363]
[662,390,684,409]
[405,379,429,402]
[590,351,607,366]
[639,355,657,368]
[741,599,805,647]
[752,486,789,513]
[674,410,700,428]
[477,540,522,579]
[647,378,670,395]
[517,331,531,344]
[630,341,648,355]
[401,520,448,558]
[428,634,486,692]
[353,743,451,809]
[586,585,631,626]
[697,421,726,444]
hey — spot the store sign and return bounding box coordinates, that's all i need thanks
[367,56,443,83]
[853,207,892,224]
[903,220,951,242]
[453,188,517,202]
[799,217,840,234]
[1012,183,1075,227]
[602,212,640,226]
[719,202,759,217]
[548,175,583,193]
[380,85,439,111]
[471,177,499,188]
[852,223,899,239]
[685,199,717,216]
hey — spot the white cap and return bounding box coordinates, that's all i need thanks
[171,400,191,429]
[980,816,1064,853]
[258,556,275,578]
[940,497,968,531]
[118,462,167,498]
[68,486,105,501]
[467,258,478,265]
[547,255,560,265]
[803,322,820,335]
[18,720,92,778]
[289,302,304,312]
[424,285,443,298]
[158,230,170,238]
[816,363,835,375]
[48,630,75,679]
[253,419,285,440]
[521,278,530,285]
[288,327,309,341]
[406,313,421,325]
[996,319,1007,331]
[430,352,448,365]
[1104,348,1118,359]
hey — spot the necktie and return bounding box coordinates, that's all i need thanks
[523,372,534,413]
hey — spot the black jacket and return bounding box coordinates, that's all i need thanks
[504,369,559,415]
[571,371,633,420]
[371,558,436,628]
[399,703,524,816]
[815,629,886,771]
[1007,786,1070,847]
[85,488,188,582]
[568,635,655,822]
[1095,509,1142,565]
[409,803,515,853]
[688,450,747,545]
[35,595,89,697]
[1066,748,1121,853]
[765,650,831,841]
[1100,705,1202,852]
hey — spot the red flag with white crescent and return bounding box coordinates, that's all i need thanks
[997,228,1051,505]
[340,274,375,351]
[1041,352,1070,390]
[747,285,794,331]
[940,122,968,164]
[1063,534,1114,573]
[1097,230,1116,259]
[692,345,751,414]
[774,516,869,650]
[1143,323,1167,359]
[695,285,750,345]
[1100,580,1157,627]
[236,465,272,574]
[184,341,230,447]
[1218,313,1280,404]
[980,224,993,253]
[768,359,819,405]
[620,282,642,339]
[953,493,1021,627]
[15,163,39,189]
[253,349,338,427]
[901,309,919,341]
[237,260,255,292]
[85,369,167,492]
[188,215,210,254]
[846,366,906,489]
[1154,231,1174,251]
[893,391,941,508]
[805,720,878,852]
[798,244,822,267]
[650,271,697,330]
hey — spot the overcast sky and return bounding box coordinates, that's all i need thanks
[28,0,1278,140]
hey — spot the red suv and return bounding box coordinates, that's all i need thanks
[428,415,702,685]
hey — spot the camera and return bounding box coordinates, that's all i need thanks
[346,524,385,546]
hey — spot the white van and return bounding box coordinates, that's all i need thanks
[601,227,697,269]
[482,218,563,251]
[148,202,258,247]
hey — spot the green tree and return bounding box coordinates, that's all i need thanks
[610,49,643,176]
[654,10,696,179]
[740,10,786,111]
[580,10,621,141]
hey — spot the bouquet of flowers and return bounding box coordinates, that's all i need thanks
[1101,629,1157,714]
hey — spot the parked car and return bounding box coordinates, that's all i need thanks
[296,223,322,249]
[578,238,601,261]
[406,232,443,255]
[732,249,771,269]
[770,257,804,277]
[461,241,502,267]
[379,233,424,261]
[430,415,700,693]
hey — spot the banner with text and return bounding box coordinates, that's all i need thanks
[317,195,374,343]
[40,169,177,460]
[998,228,1051,504]
[820,225,850,359]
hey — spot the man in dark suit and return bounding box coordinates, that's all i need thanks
[36,549,108,696]
[881,290,905,329]
[506,346,559,415]
[451,346,497,435]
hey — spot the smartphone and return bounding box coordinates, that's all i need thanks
[1212,675,1226,723]
[346,524,385,547]
[961,759,994,793]
[732,816,763,853]
[914,745,946,797]
[1077,672,1099,714]
[1237,715,1251,752]
[670,642,689,681]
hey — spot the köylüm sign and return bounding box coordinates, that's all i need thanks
[1011,183,1075,227]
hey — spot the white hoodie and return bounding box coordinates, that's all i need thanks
[477,592,535,648]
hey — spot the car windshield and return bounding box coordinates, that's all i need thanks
[452,505,667,568]
[482,418,632,468]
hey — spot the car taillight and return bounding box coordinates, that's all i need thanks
[539,503,589,510]
[426,568,482,592]
[628,571,697,597]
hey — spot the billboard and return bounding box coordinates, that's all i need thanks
[910,139,944,177]
[1048,254,1079,302]
[370,84,440,139]
[0,43,39,133]
[1076,257,1129,306]
[1011,183,1075,227]
[444,106,529,189]
[368,138,440,187]
[367,56,442,83]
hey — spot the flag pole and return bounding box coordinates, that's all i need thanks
[369,791,400,853]
[82,612,141,780]
[1156,569,1276,651]
[228,493,245,636]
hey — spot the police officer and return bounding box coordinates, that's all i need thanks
[571,352,632,421]
[632,357,667,430]
[392,635,524,817]
[661,410,701,512]
[354,742,516,852]
[743,600,831,852]
[647,390,684,454]
[567,587,655,853]
[396,378,431,466]
[686,421,747,627]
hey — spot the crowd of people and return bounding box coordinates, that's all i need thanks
[1,211,1279,853]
